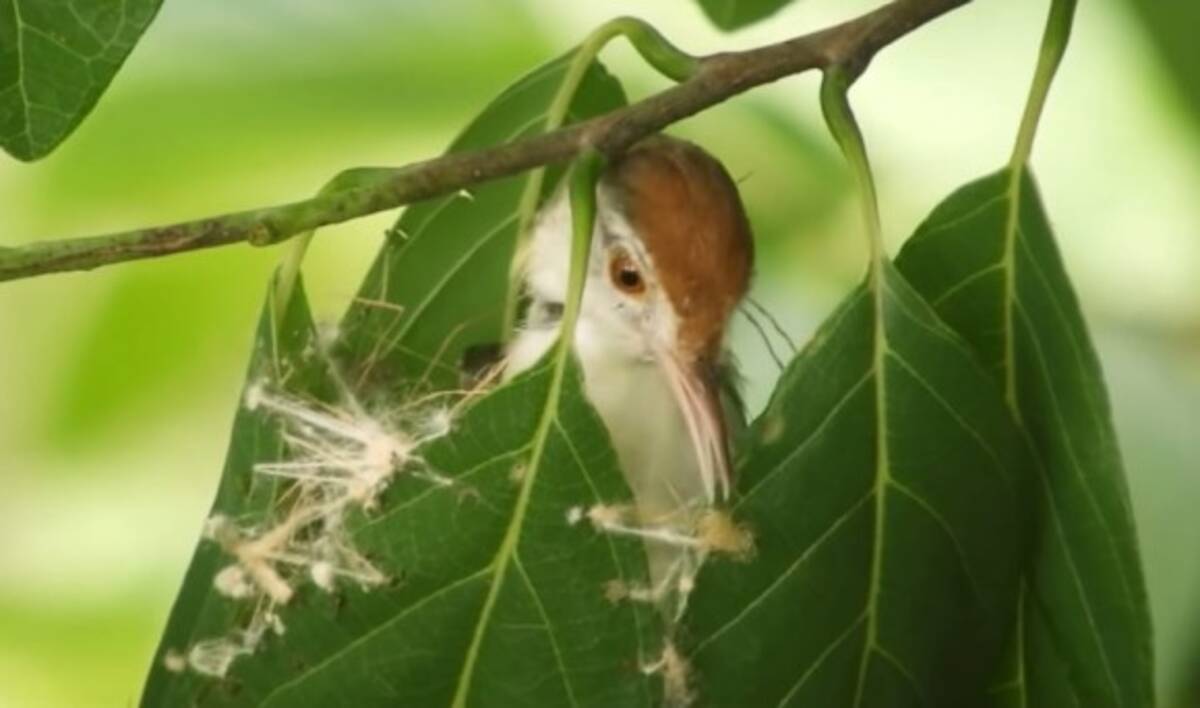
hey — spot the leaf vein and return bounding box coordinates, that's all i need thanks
[882,279,999,379]
[930,261,1005,307]
[888,478,986,607]
[258,567,492,706]
[693,492,873,652]
[876,645,928,706]
[918,190,1007,240]
[885,349,1015,493]
[512,553,581,708]
[776,612,867,707]
[553,418,651,702]
[391,213,518,345]
[739,370,872,502]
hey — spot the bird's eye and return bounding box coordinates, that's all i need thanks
[608,249,646,296]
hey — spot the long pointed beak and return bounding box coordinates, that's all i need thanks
[659,352,731,504]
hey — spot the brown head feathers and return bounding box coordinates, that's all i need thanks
[602,135,754,360]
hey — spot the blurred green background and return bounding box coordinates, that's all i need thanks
[1,1,1197,706]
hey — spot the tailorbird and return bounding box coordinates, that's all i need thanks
[506,135,754,586]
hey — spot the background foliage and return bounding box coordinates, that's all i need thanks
[0,0,1197,706]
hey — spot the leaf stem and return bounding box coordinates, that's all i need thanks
[1001,0,1078,410]
[819,67,893,708]
[1010,0,1077,171]
[819,68,884,270]
[561,150,605,348]
[504,17,697,337]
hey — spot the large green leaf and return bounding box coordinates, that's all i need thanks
[895,169,1154,707]
[334,56,626,397]
[143,54,658,706]
[683,261,1031,706]
[694,0,797,31]
[0,0,161,160]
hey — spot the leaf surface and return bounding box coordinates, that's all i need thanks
[895,169,1154,708]
[683,261,1031,707]
[0,0,161,160]
[144,288,660,707]
[142,55,659,707]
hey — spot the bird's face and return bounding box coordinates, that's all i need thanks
[580,206,681,363]
[522,136,754,501]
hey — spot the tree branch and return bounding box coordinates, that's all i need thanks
[0,0,969,283]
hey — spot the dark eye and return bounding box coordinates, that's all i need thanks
[609,249,646,295]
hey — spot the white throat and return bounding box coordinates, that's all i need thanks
[504,189,711,586]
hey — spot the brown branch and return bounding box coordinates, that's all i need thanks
[0,0,969,283]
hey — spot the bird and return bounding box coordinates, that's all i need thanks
[504,134,754,590]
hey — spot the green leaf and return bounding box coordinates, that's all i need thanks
[143,54,657,707]
[894,169,1154,707]
[0,0,161,161]
[141,270,662,707]
[334,55,626,396]
[683,261,1031,706]
[695,0,796,31]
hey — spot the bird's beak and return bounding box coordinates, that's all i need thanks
[658,351,731,504]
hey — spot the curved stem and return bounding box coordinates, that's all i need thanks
[819,68,892,708]
[1000,0,1078,409]
[504,17,697,337]
[820,68,883,269]
[560,150,605,347]
[1010,0,1077,171]
[607,17,700,83]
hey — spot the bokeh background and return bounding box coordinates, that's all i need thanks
[1,1,1197,705]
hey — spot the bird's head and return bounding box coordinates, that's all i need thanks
[524,135,754,500]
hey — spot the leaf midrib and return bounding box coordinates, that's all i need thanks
[850,262,892,708]
[1002,170,1022,410]
[449,351,573,707]
[1002,173,1131,702]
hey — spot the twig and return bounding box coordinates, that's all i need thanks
[0,0,969,283]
